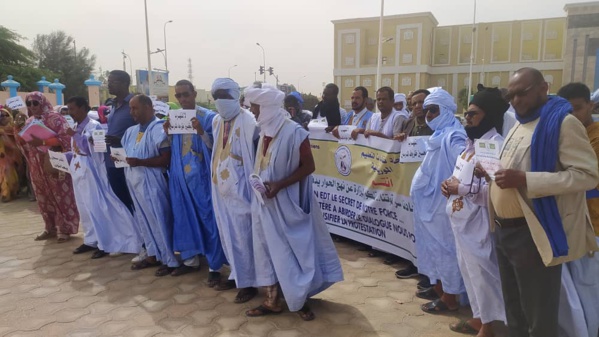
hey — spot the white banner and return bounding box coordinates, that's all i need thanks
[309,123,420,263]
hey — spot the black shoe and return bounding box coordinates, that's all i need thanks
[73,244,97,254]
[170,265,200,277]
[91,250,108,259]
[415,287,439,301]
[383,255,403,265]
[395,265,419,279]
[417,277,432,290]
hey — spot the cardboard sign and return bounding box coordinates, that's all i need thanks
[6,96,26,110]
[400,136,429,163]
[167,109,196,134]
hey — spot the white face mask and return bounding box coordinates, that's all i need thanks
[214,99,241,121]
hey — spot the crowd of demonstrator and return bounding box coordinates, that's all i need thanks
[1,67,598,335]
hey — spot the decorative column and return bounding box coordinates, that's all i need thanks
[36,76,51,93]
[1,76,20,97]
[84,75,102,108]
[48,79,66,105]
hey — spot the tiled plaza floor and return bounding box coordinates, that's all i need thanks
[0,198,491,337]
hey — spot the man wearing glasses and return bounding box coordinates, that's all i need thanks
[165,80,227,282]
[410,88,467,314]
[441,84,508,336]
[486,68,598,337]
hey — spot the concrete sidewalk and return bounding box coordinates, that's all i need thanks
[0,199,476,337]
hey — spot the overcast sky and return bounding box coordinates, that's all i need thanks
[1,0,589,95]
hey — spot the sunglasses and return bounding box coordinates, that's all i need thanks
[505,84,535,101]
[174,92,191,99]
[464,110,480,118]
[423,106,440,114]
[26,100,40,107]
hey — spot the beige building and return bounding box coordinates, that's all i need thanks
[332,1,599,111]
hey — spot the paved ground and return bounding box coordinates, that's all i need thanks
[0,198,488,337]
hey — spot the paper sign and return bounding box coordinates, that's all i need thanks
[452,154,475,184]
[6,96,26,110]
[249,173,266,205]
[48,150,71,173]
[149,95,158,102]
[92,129,107,152]
[167,109,196,134]
[153,101,170,116]
[110,147,129,168]
[337,125,357,144]
[475,139,502,179]
[400,136,429,163]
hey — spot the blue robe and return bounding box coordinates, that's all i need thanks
[211,110,259,287]
[170,106,227,270]
[122,118,178,267]
[411,123,467,294]
[251,119,344,311]
[70,117,141,253]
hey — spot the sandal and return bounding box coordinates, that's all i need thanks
[421,299,459,314]
[297,304,315,321]
[131,258,162,270]
[449,320,478,335]
[57,234,70,243]
[35,231,56,241]
[246,305,282,317]
[415,287,439,301]
[234,287,258,304]
[215,279,236,291]
[155,265,176,277]
[206,272,221,288]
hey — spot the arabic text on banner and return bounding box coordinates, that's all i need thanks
[309,123,421,263]
[167,109,196,134]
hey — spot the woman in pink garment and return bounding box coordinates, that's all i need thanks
[15,92,79,242]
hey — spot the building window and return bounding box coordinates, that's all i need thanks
[368,37,377,45]
[493,34,500,43]
[545,75,554,85]
[522,53,533,60]
[437,78,446,87]
[344,79,354,88]
[382,78,392,86]
[344,100,351,108]
[402,53,413,64]
[345,34,355,44]
[492,76,501,86]
[403,30,414,40]
[523,32,533,41]
[440,38,449,46]
[363,79,372,87]
[344,57,354,66]
[546,30,558,40]
[463,76,471,87]
[463,34,473,44]
[401,77,412,86]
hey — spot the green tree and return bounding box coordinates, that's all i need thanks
[32,31,96,97]
[0,26,56,91]
[301,93,320,111]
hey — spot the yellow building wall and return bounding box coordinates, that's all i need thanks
[458,25,475,65]
[541,70,563,94]
[433,27,451,65]
[520,20,542,61]
[544,19,565,61]
[398,73,416,94]
[491,22,512,63]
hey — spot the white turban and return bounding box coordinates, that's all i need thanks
[211,78,241,121]
[393,93,409,118]
[244,83,287,137]
[423,88,460,131]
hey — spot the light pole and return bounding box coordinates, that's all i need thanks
[375,0,385,100]
[256,42,266,83]
[122,51,133,79]
[297,75,307,92]
[163,20,173,72]
[228,64,238,78]
[467,0,477,106]
[144,0,153,95]
[151,48,166,69]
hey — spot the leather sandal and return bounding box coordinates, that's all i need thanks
[246,305,282,317]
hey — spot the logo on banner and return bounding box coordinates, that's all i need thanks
[334,146,352,176]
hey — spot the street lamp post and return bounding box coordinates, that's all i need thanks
[122,51,133,79]
[297,75,307,93]
[228,64,238,78]
[144,0,153,95]
[163,20,173,72]
[256,42,266,83]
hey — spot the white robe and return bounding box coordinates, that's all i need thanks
[211,110,259,288]
[70,118,141,253]
[251,120,344,311]
[445,129,506,324]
